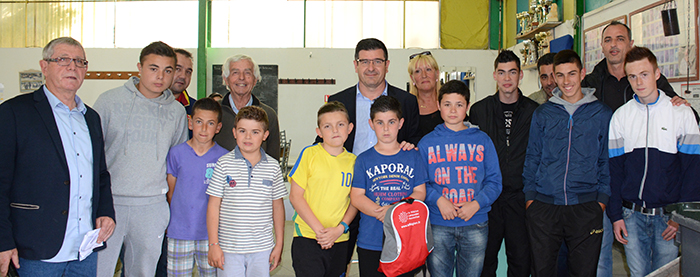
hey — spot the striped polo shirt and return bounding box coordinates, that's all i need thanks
[207,147,287,254]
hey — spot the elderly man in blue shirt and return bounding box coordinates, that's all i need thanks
[0,37,115,276]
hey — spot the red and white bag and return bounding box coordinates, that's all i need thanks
[378,198,433,277]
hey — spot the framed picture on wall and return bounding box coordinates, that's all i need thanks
[629,0,698,82]
[583,15,627,74]
[19,70,44,93]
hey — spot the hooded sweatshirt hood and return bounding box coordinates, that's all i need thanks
[94,77,188,203]
[549,87,598,115]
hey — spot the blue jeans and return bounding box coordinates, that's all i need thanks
[17,252,97,277]
[597,214,613,277]
[427,221,488,277]
[621,207,678,277]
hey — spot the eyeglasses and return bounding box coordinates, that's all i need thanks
[356,59,386,66]
[44,57,89,68]
[409,51,432,60]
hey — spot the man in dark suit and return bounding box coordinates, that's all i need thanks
[317,38,420,154]
[0,37,115,276]
[316,38,420,271]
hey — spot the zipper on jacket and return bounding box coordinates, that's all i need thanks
[563,114,573,205]
[639,104,650,205]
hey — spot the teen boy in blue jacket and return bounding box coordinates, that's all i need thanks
[523,50,612,277]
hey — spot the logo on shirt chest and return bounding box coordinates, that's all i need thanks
[226,175,237,188]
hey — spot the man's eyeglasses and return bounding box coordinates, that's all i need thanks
[409,51,432,60]
[356,59,386,66]
[44,57,89,68]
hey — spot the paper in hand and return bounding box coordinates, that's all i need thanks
[79,228,103,261]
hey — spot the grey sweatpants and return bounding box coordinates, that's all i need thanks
[97,197,170,277]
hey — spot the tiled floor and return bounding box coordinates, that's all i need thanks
[272,221,631,277]
[132,220,629,277]
[271,221,360,277]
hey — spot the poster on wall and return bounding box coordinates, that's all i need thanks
[629,0,698,82]
[583,16,627,75]
[19,70,44,93]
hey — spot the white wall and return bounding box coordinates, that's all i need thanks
[0,47,198,106]
[0,47,498,164]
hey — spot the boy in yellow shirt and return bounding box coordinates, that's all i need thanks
[288,101,359,276]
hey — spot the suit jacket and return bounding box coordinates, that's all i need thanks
[214,93,281,161]
[0,87,115,260]
[316,83,420,152]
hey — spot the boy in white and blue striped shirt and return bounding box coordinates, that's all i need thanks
[206,105,287,277]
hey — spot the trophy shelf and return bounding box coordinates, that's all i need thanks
[522,64,538,70]
[516,21,562,40]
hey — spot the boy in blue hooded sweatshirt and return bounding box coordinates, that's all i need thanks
[417,80,502,277]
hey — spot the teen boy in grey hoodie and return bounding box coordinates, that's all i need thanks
[93,41,188,277]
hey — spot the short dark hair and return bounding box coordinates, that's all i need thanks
[494,50,521,71]
[192,98,222,123]
[208,92,223,100]
[625,46,658,70]
[537,52,556,73]
[139,41,176,64]
[370,95,402,120]
[173,48,192,60]
[235,106,269,131]
[355,38,388,60]
[438,80,470,104]
[317,101,350,126]
[602,21,632,41]
[553,50,582,71]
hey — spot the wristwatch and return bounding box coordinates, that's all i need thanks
[340,222,349,234]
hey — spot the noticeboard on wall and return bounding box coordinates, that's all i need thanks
[629,0,698,82]
[19,70,44,93]
[583,16,627,74]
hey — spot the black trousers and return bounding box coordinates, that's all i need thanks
[481,191,531,277]
[292,237,348,277]
[526,201,603,277]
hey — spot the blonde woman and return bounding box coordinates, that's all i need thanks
[408,51,443,138]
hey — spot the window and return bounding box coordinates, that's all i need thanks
[210,0,439,48]
[1,0,439,49]
[0,0,199,48]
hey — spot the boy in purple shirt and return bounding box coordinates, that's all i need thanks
[166,98,228,276]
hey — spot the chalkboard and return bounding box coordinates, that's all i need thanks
[212,64,279,112]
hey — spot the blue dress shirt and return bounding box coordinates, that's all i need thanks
[352,82,388,155]
[43,87,94,262]
[228,94,254,114]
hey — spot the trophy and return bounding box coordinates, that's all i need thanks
[517,12,525,35]
[535,32,548,57]
[536,4,545,25]
[519,47,529,65]
[529,41,538,65]
[530,3,539,28]
[547,2,559,22]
